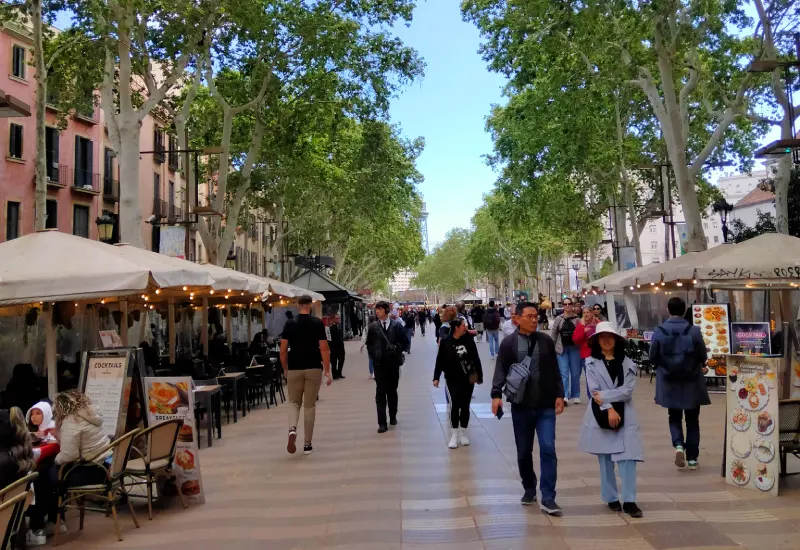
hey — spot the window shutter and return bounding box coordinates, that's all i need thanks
[86,140,94,188]
[9,126,16,158]
[74,136,83,186]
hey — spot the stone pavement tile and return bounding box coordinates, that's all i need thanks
[726,533,800,550]
[481,536,570,550]
[562,537,656,549]
[402,526,482,544]
[632,521,737,549]
[400,542,484,550]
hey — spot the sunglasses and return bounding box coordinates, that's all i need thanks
[593,306,602,311]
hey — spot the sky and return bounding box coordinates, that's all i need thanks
[388,1,507,251]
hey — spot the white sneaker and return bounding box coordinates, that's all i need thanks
[45,523,68,536]
[459,428,470,446]
[27,530,46,547]
[572,398,581,405]
[448,432,459,449]
[369,374,374,379]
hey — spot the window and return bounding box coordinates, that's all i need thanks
[72,204,89,238]
[45,127,59,181]
[103,148,116,197]
[189,237,196,262]
[5,201,20,241]
[650,241,657,251]
[9,123,23,159]
[11,45,25,79]
[45,200,57,229]
[703,222,708,230]
[153,173,161,215]
[153,129,165,163]
[168,135,179,171]
[168,181,175,217]
[714,236,719,243]
[235,246,243,270]
[713,220,718,229]
[251,251,257,274]
[706,237,710,244]
[649,225,656,233]
[74,136,94,188]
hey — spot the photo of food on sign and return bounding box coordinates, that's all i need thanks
[147,381,188,415]
[692,305,730,356]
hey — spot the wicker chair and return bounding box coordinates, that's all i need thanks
[0,493,29,550]
[779,398,800,477]
[54,429,141,545]
[125,419,187,520]
[0,473,36,550]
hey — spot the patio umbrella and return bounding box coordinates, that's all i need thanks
[695,233,800,285]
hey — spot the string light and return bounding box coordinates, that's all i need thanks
[210,290,215,295]
[676,282,684,287]
[692,279,697,284]
[155,289,161,295]
[182,286,188,291]
[650,282,655,286]
[240,292,245,296]
[100,299,105,304]
[636,284,641,289]
[660,281,666,286]
[144,296,149,301]
[227,289,232,293]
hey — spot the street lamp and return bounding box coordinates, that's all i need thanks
[712,198,734,243]
[95,212,114,243]
[225,253,236,270]
[571,263,580,291]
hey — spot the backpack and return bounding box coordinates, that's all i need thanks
[484,310,501,331]
[559,317,577,346]
[503,334,540,404]
[656,325,697,381]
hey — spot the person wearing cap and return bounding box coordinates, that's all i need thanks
[578,322,644,518]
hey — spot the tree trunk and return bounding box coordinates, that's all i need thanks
[615,96,642,266]
[117,118,145,247]
[31,0,47,231]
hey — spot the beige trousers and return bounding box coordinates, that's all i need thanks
[287,369,323,443]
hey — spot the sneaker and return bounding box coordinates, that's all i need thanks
[674,446,686,469]
[458,428,470,446]
[448,432,459,449]
[563,400,569,407]
[520,489,537,505]
[287,428,297,454]
[378,425,388,434]
[303,443,313,455]
[45,523,67,536]
[540,499,563,516]
[687,460,698,470]
[607,501,622,512]
[623,502,643,518]
[339,376,346,379]
[571,398,581,405]
[26,530,46,547]
[369,374,375,379]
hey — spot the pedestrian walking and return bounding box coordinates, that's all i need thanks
[649,297,710,470]
[434,317,483,449]
[592,303,606,322]
[417,308,427,337]
[578,322,644,518]
[455,301,478,339]
[401,308,416,353]
[472,303,485,342]
[280,295,332,456]
[483,300,502,359]
[501,306,516,338]
[365,301,409,433]
[433,305,444,344]
[550,297,581,406]
[330,314,346,380]
[572,306,600,403]
[491,302,565,515]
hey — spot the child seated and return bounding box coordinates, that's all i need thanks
[26,402,57,441]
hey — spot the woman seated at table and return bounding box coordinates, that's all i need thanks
[0,407,35,489]
[27,401,57,441]
[28,391,111,546]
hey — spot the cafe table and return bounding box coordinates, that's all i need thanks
[193,384,222,448]
[217,372,246,422]
[33,442,60,465]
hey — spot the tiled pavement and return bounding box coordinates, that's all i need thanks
[59,330,800,549]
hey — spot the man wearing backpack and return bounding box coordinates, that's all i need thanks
[483,300,502,359]
[491,302,565,515]
[649,297,710,470]
[550,298,582,406]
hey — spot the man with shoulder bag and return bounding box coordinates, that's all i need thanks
[649,297,710,471]
[365,301,409,433]
[491,302,565,516]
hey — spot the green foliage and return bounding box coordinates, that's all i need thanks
[597,258,615,279]
[413,229,476,297]
[728,211,777,243]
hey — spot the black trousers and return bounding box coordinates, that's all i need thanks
[446,380,474,429]
[375,364,399,427]
[331,347,346,379]
[419,322,426,336]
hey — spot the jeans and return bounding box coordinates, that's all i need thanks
[375,364,399,427]
[486,330,500,357]
[446,380,474,429]
[669,407,701,461]
[510,405,557,501]
[368,357,374,376]
[405,328,413,352]
[287,369,323,443]
[557,345,582,400]
[31,461,108,530]
[598,455,637,504]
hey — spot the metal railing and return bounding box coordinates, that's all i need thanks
[71,169,99,192]
[103,177,119,201]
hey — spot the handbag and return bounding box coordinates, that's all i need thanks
[377,322,404,366]
[591,359,625,430]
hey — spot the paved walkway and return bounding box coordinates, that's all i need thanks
[62,329,800,549]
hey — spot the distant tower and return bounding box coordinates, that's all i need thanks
[420,202,429,253]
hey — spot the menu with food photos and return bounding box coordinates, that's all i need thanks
[143,377,206,505]
[725,356,781,496]
[691,304,731,376]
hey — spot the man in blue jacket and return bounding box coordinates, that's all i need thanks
[649,297,710,470]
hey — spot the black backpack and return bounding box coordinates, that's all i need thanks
[560,317,577,346]
[656,325,698,381]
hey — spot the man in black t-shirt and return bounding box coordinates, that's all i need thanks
[280,295,331,455]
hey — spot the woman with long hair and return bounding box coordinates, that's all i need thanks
[0,407,35,488]
[578,323,643,518]
[433,317,483,449]
[572,307,600,404]
[438,306,457,343]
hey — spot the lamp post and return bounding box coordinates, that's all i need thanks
[571,262,580,292]
[225,253,236,270]
[95,212,114,243]
[712,198,734,243]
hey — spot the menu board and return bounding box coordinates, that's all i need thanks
[82,354,130,439]
[730,322,772,356]
[143,377,205,505]
[791,323,800,398]
[725,356,780,496]
[691,303,731,357]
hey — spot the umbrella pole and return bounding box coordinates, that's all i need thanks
[202,298,209,357]
[168,299,176,365]
[44,304,57,400]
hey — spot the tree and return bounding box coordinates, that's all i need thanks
[413,229,477,301]
[463,0,769,253]
[728,210,777,242]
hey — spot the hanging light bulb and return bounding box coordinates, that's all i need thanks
[155,289,161,295]
[650,282,655,286]
[661,281,666,286]
[676,282,684,287]
[636,284,641,289]
[210,290,215,295]
[693,279,697,285]
[144,296,149,301]
[227,289,232,293]
[183,286,188,291]
[100,299,105,304]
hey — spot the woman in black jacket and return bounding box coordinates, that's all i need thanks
[433,318,483,449]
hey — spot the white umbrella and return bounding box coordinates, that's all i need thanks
[696,233,800,285]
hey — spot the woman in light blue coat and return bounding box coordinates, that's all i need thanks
[578,322,644,518]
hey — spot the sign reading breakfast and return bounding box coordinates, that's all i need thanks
[143,377,205,504]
